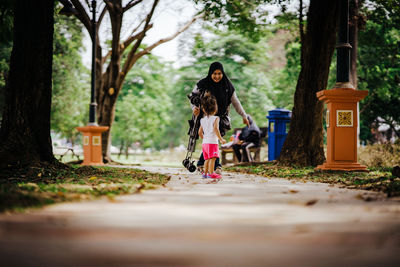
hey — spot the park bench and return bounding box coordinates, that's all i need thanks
[221,127,268,165]
[53,147,81,162]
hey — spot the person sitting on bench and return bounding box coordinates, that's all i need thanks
[232,115,261,162]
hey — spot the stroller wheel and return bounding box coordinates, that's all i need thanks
[182,159,190,168]
[188,164,196,173]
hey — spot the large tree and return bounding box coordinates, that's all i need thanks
[63,0,200,162]
[278,0,340,166]
[0,0,56,168]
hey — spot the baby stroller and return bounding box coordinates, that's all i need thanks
[182,90,203,172]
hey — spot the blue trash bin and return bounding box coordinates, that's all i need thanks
[267,108,291,161]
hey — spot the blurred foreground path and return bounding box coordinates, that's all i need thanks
[1,166,400,267]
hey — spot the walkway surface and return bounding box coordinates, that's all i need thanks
[1,166,399,266]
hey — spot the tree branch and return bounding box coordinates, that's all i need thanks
[121,13,203,85]
[121,23,153,54]
[70,0,92,39]
[98,5,107,29]
[138,13,202,57]
[123,0,144,12]
[121,0,159,77]
[101,50,112,66]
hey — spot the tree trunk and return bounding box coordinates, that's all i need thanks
[98,79,119,161]
[278,0,340,167]
[0,0,56,168]
[98,1,123,162]
[125,144,129,159]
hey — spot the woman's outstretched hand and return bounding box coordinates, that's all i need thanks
[193,107,200,116]
[243,117,250,126]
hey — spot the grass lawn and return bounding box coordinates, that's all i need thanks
[0,164,170,213]
[226,162,400,198]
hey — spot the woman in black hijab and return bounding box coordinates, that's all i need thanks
[190,62,249,174]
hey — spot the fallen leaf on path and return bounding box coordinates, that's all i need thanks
[305,199,318,206]
[356,193,379,202]
[289,190,299,194]
[355,193,363,200]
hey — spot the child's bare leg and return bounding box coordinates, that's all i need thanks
[207,159,212,175]
[204,159,210,174]
[209,158,216,174]
[208,159,213,175]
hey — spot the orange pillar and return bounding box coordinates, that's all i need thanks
[76,125,109,166]
[316,87,368,171]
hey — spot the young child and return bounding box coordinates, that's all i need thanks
[198,95,226,179]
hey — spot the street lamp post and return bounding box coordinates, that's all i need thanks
[89,0,97,125]
[60,0,108,165]
[335,0,353,89]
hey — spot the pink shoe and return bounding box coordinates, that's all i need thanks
[209,173,222,179]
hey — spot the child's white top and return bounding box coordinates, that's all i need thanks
[200,115,219,144]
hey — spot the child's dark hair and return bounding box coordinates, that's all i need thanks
[201,95,218,115]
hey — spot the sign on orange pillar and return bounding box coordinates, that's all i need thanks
[76,125,109,166]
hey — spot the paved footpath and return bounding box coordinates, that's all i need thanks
[1,166,400,267]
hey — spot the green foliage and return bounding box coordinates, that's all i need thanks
[194,0,271,41]
[270,40,300,109]
[112,54,174,150]
[51,11,89,143]
[0,43,11,120]
[0,0,13,121]
[358,2,400,142]
[0,0,13,43]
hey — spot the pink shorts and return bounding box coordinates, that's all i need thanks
[202,143,219,160]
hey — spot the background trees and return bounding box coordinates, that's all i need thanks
[63,0,200,162]
[0,0,13,122]
[358,1,400,142]
[52,12,89,145]
[112,55,173,152]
